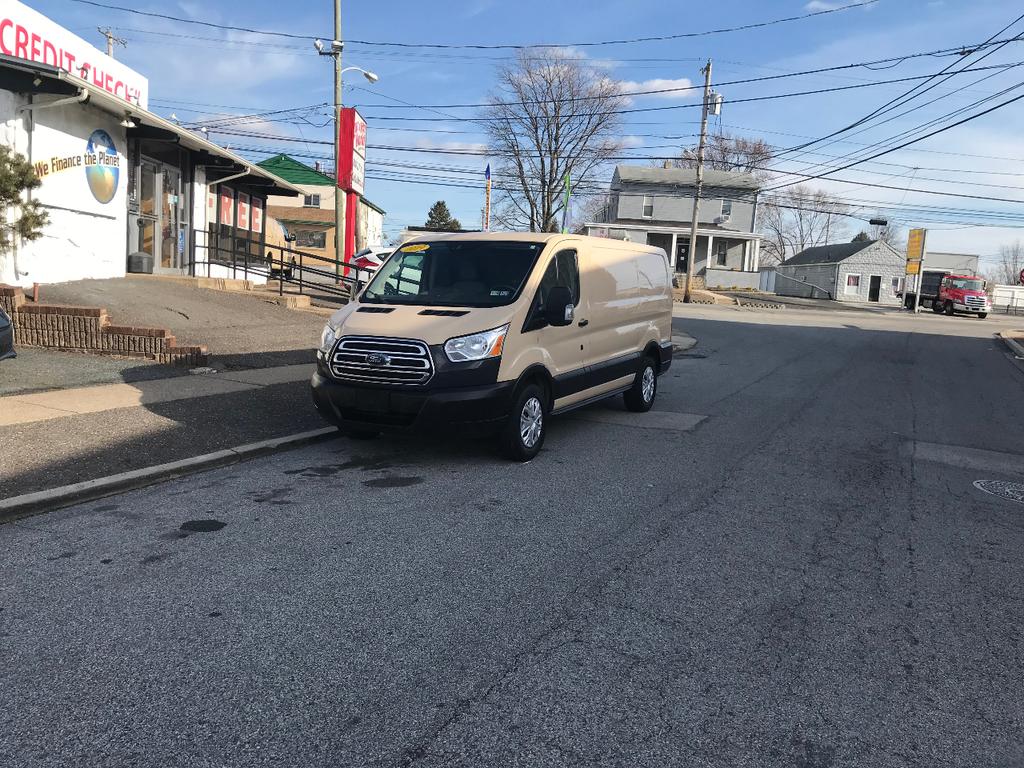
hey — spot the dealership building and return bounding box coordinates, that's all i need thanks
[0,1,303,288]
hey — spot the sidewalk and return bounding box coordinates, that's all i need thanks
[0,363,313,427]
[0,362,325,502]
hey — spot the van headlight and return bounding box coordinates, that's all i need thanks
[319,322,339,355]
[444,324,509,363]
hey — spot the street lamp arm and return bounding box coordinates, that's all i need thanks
[340,66,379,83]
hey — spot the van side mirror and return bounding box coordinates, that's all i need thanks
[544,285,574,327]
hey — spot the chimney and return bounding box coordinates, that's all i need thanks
[314,161,323,173]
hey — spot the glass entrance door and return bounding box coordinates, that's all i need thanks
[160,167,183,271]
[132,155,188,274]
[137,160,159,263]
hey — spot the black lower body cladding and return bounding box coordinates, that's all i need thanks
[311,356,516,434]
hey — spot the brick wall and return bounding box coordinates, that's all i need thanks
[0,285,206,366]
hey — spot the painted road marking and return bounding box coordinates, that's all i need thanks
[570,409,706,432]
[908,441,1024,476]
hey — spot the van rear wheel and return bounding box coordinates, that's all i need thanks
[501,383,547,462]
[624,357,657,413]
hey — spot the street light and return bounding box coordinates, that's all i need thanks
[313,36,380,285]
[341,65,379,84]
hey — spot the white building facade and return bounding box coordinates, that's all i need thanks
[0,1,298,288]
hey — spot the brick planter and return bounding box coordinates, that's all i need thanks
[0,285,206,366]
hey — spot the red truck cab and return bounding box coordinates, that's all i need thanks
[933,274,990,318]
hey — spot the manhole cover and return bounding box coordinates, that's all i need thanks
[973,480,1024,504]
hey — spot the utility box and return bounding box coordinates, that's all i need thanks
[126,252,154,274]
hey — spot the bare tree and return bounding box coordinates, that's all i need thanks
[483,50,626,232]
[674,131,774,178]
[570,193,613,233]
[988,240,1024,285]
[758,185,849,264]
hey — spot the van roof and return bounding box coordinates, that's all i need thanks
[403,231,665,255]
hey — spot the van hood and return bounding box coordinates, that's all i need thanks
[328,302,518,346]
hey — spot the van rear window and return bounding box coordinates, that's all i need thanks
[362,241,543,307]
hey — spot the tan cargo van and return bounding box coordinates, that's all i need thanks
[311,233,673,460]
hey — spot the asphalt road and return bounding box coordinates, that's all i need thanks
[3,306,1024,767]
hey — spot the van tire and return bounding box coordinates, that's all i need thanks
[501,383,547,462]
[978,313,987,319]
[624,357,657,413]
[944,300,955,316]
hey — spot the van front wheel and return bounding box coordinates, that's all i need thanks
[501,383,547,461]
[624,358,657,413]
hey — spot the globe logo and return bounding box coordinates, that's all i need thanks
[85,129,119,204]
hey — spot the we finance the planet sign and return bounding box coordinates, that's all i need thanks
[33,129,120,205]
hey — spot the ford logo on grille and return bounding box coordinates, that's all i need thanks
[365,352,390,366]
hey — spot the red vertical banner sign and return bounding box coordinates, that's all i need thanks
[337,108,366,196]
[237,192,250,231]
[338,107,367,270]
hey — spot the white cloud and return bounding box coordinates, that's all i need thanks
[616,77,694,100]
[804,1,842,10]
[531,46,619,70]
[620,135,645,148]
[463,0,496,18]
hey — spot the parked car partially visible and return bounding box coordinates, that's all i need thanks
[351,246,392,286]
[0,307,15,361]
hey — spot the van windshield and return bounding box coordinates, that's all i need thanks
[361,240,543,307]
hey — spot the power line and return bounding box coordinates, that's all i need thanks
[772,12,1024,160]
[70,0,878,49]
[350,49,1024,110]
[360,172,1024,230]
[763,87,1024,193]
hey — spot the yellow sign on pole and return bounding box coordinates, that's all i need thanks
[906,228,926,262]
[906,260,921,275]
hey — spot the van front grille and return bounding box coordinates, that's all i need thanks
[330,336,434,386]
[965,295,986,308]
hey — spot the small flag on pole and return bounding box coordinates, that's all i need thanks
[561,172,571,233]
[483,163,492,231]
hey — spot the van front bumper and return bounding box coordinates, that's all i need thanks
[311,370,517,434]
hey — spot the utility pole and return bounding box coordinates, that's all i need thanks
[97,27,126,58]
[683,59,713,303]
[333,0,345,283]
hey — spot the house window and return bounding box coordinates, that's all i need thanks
[295,229,327,249]
[721,199,732,218]
[845,274,861,295]
[715,240,728,267]
[891,276,904,294]
[303,194,321,208]
[642,195,654,218]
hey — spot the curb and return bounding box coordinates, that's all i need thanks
[0,427,339,524]
[999,331,1024,359]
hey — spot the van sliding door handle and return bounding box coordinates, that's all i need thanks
[578,319,589,327]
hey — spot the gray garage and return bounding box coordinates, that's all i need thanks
[775,240,906,304]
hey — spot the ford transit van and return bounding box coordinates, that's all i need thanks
[311,233,673,460]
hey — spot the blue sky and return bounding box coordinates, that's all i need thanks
[32,0,1024,261]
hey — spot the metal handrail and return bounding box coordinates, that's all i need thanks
[188,230,360,301]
